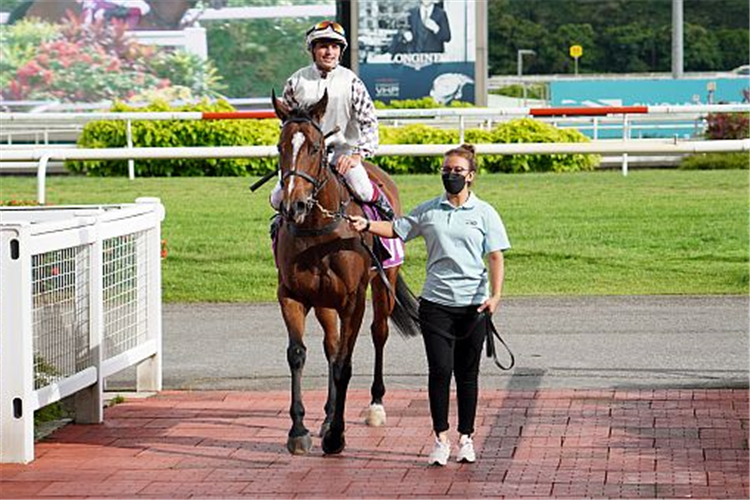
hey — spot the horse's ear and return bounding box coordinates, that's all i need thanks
[271,89,291,122]
[308,89,328,125]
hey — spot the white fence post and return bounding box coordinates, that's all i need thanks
[36,153,51,204]
[74,218,103,424]
[0,224,35,463]
[127,119,135,181]
[135,198,163,392]
[183,26,208,60]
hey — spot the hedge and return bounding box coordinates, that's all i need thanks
[67,99,279,176]
[678,112,749,170]
[66,102,600,176]
[679,152,750,170]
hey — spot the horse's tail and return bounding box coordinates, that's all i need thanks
[390,273,422,338]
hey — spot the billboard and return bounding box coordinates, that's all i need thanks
[357,0,476,104]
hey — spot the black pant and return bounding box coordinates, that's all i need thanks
[419,299,486,436]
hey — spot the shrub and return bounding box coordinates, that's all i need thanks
[148,50,226,98]
[374,118,599,174]
[681,113,749,170]
[0,199,41,206]
[705,112,750,140]
[0,19,60,91]
[2,15,224,102]
[66,100,280,177]
[69,106,598,176]
[374,97,473,109]
[679,152,750,170]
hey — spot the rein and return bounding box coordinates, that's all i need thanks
[412,304,516,371]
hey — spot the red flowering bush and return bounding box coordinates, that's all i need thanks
[2,14,223,102]
[0,19,59,92]
[4,14,168,102]
[8,38,168,102]
[705,112,750,140]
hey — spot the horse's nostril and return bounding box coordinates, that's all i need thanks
[293,200,307,214]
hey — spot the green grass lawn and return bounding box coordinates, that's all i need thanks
[1,170,747,302]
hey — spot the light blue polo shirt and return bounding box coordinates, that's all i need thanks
[392,192,511,307]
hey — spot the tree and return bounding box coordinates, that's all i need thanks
[717,28,750,70]
[683,23,723,71]
[206,17,314,98]
[551,24,598,74]
[600,23,656,73]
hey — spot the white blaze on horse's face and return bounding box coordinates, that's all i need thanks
[286,131,306,197]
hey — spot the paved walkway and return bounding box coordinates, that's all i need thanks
[2,388,748,499]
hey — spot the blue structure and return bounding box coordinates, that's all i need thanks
[550,77,750,138]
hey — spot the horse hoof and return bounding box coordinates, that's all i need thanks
[319,421,331,438]
[365,403,387,427]
[286,433,313,455]
[322,430,346,455]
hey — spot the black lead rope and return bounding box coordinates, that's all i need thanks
[420,308,515,371]
[482,312,515,370]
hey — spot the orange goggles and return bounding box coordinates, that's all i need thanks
[307,20,345,36]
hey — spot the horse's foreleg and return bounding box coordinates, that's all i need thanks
[321,291,367,455]
[280,294,312,455]
[365,268,398,427]
[314,307,339,438]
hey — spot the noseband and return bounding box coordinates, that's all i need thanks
[279,116,349,236]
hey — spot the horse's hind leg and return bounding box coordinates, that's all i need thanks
[280,293,313,455]
[365,267,398,427]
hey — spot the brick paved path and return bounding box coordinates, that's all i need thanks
[1,388,748,499]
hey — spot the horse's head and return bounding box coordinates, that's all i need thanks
[272,89,330,225]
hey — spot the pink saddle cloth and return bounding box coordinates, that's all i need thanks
[362,187,405,270]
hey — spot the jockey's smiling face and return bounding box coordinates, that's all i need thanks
[312,41,342,73]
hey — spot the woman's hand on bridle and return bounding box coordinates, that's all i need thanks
[335,154,361,175]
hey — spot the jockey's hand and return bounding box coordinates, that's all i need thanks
[336,154,361,175]
[347,215,369,233]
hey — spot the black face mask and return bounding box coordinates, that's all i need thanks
[442,173,466,195]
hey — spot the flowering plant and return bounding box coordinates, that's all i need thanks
[2,14,223,102]
[705,112,750,140]
[7,38,167,102]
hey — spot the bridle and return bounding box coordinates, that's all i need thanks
[278,116,350,237]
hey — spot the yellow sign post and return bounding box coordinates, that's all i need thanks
[570,45,583,75]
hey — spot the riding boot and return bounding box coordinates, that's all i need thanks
[269,213,281,241]
[370,191,395,220]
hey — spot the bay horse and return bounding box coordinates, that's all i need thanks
[272,90,420,455]
[9,0,197,29]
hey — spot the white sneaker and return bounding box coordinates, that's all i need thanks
[456,435,476,463]
[427,438,451,466]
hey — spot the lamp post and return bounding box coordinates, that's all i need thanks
[517,49,536,106]
[672,0,684,78]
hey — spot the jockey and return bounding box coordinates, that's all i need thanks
[80,0,150,29]
[269,20,395,220]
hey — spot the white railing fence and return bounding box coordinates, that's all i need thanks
[1,138,749,204]
[2,103,749,147]
[0,198,164,463]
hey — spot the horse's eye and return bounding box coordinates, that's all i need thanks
[310,143,320,154]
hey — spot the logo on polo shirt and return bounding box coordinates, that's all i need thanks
[465,220,478,226]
